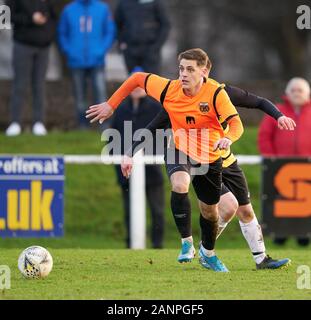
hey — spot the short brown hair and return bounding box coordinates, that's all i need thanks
[178,48,212,70]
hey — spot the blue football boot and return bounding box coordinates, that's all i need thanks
[178,240,196,263]
[198,243,229,272]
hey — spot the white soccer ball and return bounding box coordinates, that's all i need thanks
[18,246,53,279]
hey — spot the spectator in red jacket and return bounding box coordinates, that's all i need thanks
[259,77,311,156]
[258,77,311,246]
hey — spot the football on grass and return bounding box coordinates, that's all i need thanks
[18,246,53,279]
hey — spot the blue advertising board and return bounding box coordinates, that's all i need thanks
[0,155,64,237]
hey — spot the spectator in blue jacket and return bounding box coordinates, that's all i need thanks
[58,0,115,128]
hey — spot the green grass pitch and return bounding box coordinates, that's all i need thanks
[1,248,311,300]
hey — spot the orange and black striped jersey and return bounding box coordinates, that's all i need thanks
[125,83,284,167]
[108,72,244,164]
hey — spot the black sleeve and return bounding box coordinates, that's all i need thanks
[153,0,171,49]
[114,1,124,43]
[125,109,171,157]
[6,0,33,26]
[48,1,58,21]
[225,85,284,120]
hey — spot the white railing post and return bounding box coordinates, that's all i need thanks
[129,150,146,249]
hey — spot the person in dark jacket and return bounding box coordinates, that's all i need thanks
[5,0,58,136]
[115,0,170,74]
[58,0,115,128]
[110,67,165,248]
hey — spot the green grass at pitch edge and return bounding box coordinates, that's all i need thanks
[0,127,259,155]
[1,248,311,300]
[0,130,104,155]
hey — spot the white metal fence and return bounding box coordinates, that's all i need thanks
[65,153,261,249]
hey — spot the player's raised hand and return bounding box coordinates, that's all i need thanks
[277,116,296,131]
[121,155,133,178]
[213,137,232,151]
[85,102,114,124]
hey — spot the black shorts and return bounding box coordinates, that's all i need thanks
[165,147,222,205]
[220,160,250,206]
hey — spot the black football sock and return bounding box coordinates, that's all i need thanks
[170,191,192,238]
[200,214,219,250]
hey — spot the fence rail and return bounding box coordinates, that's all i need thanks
[64,154,262,165]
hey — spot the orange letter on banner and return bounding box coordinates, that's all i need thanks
[274,163,311,218]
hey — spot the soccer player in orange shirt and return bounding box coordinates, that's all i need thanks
[122,92,293,270]
[86,48,244,272]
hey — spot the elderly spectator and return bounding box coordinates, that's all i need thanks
[115,0,170,74]
[5,0,58,136]
[58,0,115,128]
[258,77,311,246]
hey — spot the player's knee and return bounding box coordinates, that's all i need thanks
[236,204,255,223]
[219,193,238,222]
[171,180,189,193]
[170,172,190,193]
[200,203,218,221]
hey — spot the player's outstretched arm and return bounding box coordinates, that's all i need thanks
[85,102,114,124]
[277,115,296,130]
[85,72,149,124]
[225,85,296,130]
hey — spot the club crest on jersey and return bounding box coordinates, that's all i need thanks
[199,102,209,113]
